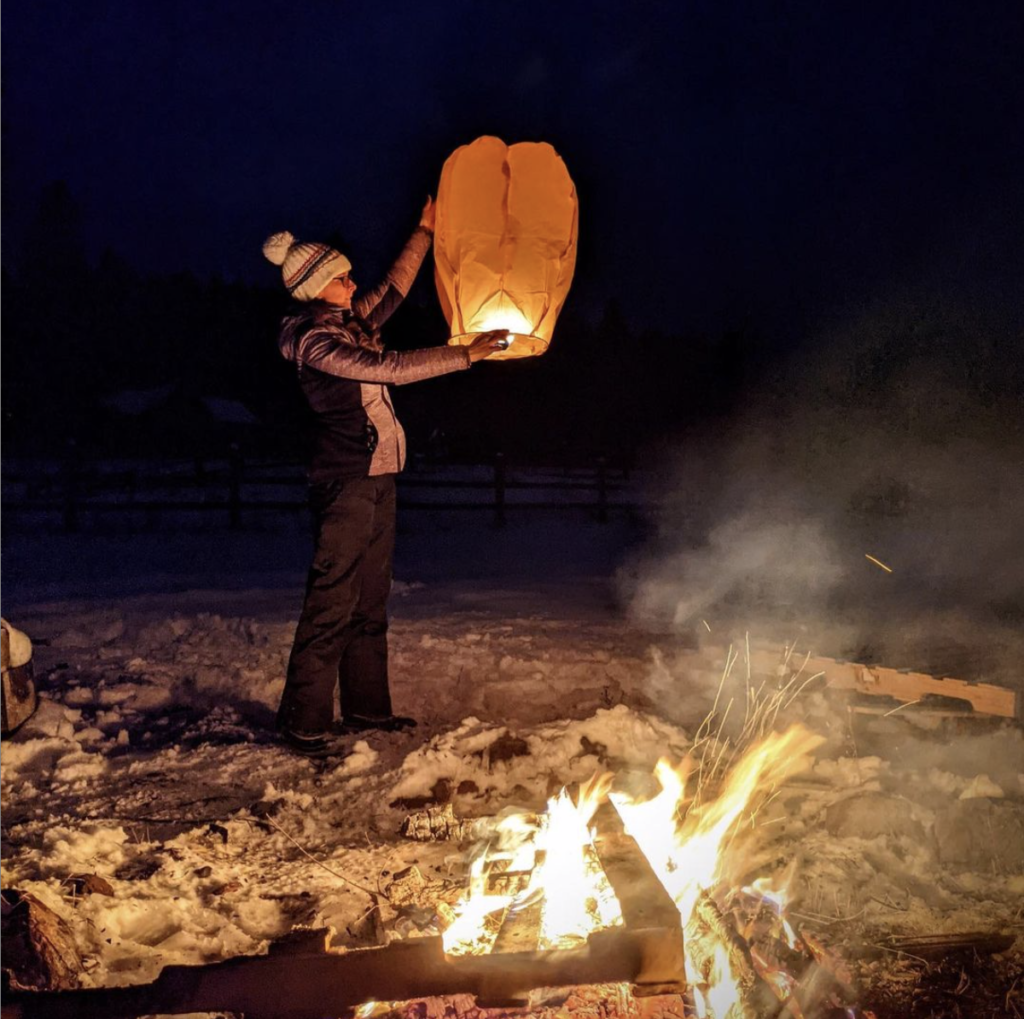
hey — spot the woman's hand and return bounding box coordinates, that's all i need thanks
[419,196,436,233]
[466,329,510,362]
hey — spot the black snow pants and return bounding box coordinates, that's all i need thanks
[277,474,396,735]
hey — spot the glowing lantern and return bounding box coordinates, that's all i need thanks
[435,136,578,359]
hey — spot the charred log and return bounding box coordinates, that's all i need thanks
[401,803,480,842]
[685,890,774,1019]
[1,890,82,992]
[882,930,1016,959]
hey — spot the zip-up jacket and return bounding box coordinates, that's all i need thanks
[277,227,471,481]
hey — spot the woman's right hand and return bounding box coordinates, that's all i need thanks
[466,329,510,362]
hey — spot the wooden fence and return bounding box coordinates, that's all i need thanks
[1,450,640,532]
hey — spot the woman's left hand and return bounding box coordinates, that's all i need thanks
[419,196,436,233]
[466,329,510,362]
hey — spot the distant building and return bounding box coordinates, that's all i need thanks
[98,384,262,455]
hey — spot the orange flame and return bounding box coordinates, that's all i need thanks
[441,724,826,1016]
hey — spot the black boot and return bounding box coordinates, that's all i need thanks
[279,727,351,758]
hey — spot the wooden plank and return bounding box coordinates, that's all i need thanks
[590,809,680,932]
[746,648,1019,720]
[1,927,677,1019]
[590,801,686,995]
[490,897,544,955]
[490,849,545,956]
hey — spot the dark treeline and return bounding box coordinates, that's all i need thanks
[2,182,763,467]
[7,182,1019,470]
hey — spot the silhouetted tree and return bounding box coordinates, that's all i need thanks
[18,180,89,292]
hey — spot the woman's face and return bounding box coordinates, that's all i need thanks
[317,271,357,308]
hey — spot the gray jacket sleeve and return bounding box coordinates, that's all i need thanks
[352,227,433,329]
[297,328,471,385]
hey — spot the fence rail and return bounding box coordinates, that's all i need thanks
[1,452,641,531]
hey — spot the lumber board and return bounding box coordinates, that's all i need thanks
[0,926,679,1019]
[591,800,686,995]
[490,897,543,955]
[745,648,1019,720]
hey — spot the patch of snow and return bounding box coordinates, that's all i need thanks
[336,740,379,776]
[958,773,1004,799]
[200,396,259,425]
[100,384,176,416]
[64,687,95,706]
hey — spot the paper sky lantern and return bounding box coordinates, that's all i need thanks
[435,136,578,360]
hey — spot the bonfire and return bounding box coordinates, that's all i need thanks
[393,669,862,1019]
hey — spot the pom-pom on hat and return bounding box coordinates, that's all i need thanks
[262,230,352,301]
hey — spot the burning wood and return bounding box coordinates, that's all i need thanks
[401,802,481,842]
[1,619,36,735]
[589,803,686,997]
[1,890,83,993]
[384,866,428,907]
[685,890,762,1015]
[483,866,532,897]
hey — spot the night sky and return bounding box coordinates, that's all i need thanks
[4,0,1023,337]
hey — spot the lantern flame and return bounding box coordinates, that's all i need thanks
[472,306,533,339]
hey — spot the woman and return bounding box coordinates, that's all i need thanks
[263,198,506,756]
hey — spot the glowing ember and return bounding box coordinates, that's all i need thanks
[751,945,803,1008]
[742,875,802,950]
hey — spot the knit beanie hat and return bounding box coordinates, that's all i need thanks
[262,231,352,301]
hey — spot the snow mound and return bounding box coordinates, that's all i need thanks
[388,704,690,808]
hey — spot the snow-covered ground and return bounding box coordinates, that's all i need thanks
[3,508,1023,1016]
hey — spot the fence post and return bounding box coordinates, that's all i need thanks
[61,439,80,533]
[596,456,608,523]
[494,452,506,527]
[228,444,243,530]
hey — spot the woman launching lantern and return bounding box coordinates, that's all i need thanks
[263,198,507,757]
